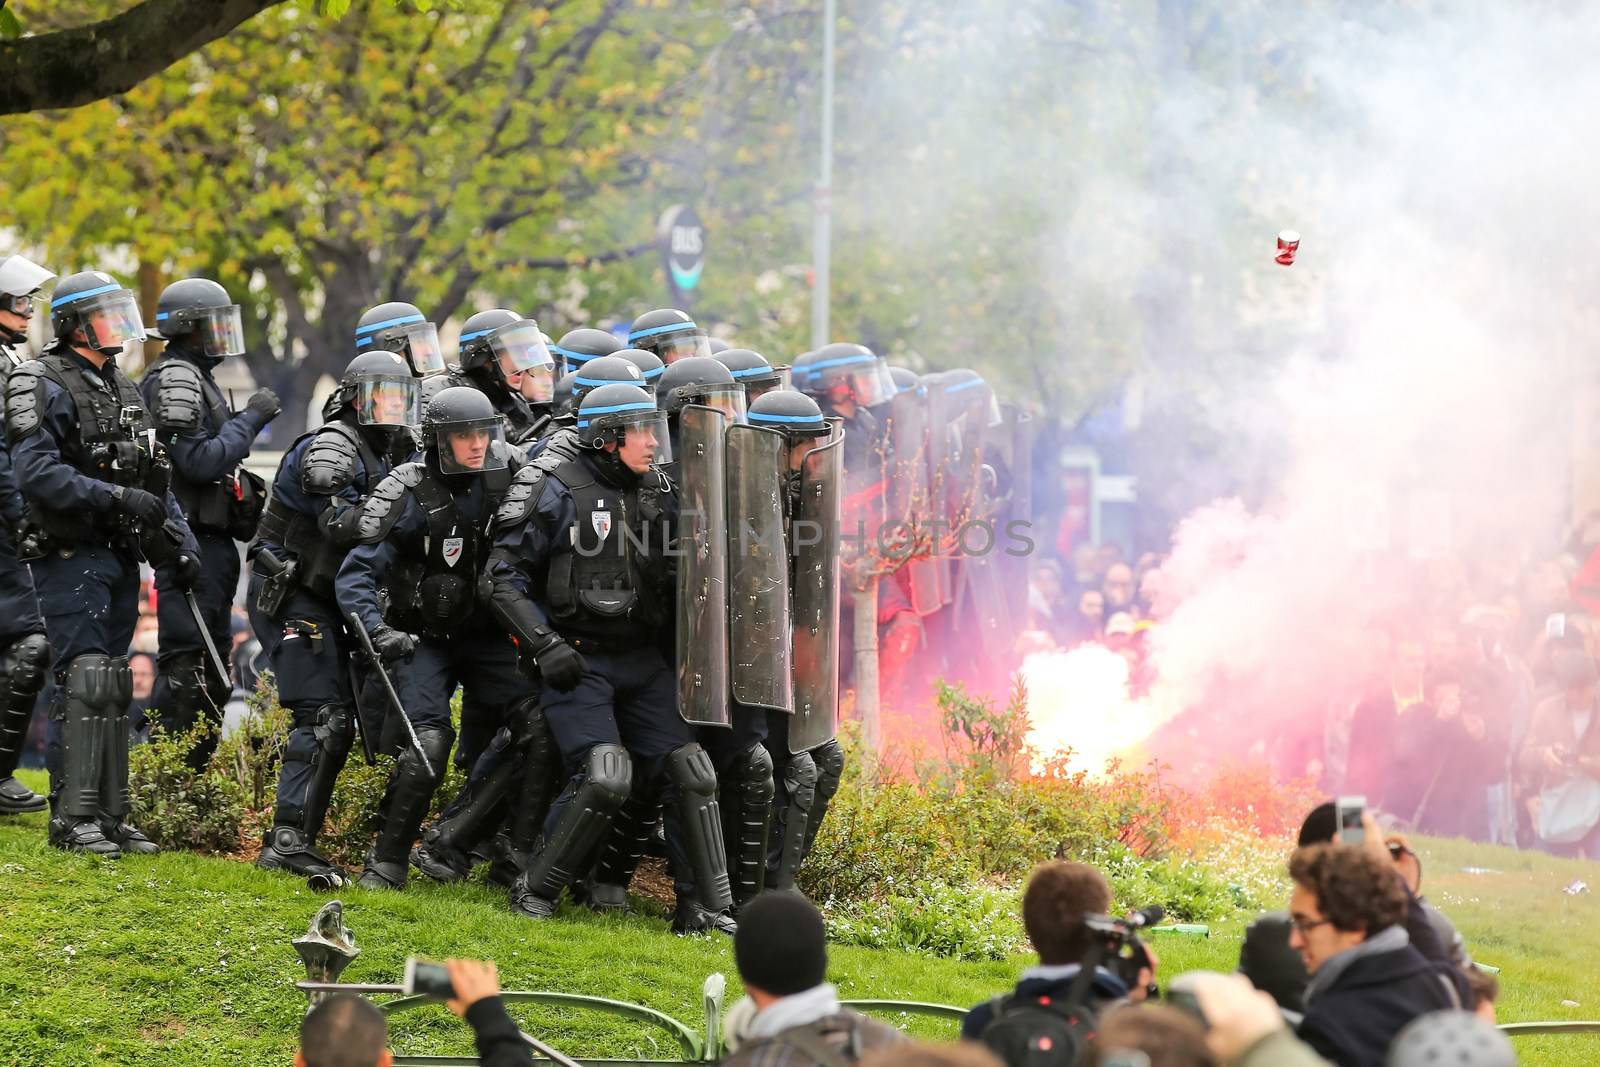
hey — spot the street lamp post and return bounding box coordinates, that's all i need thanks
[810,0,836,352]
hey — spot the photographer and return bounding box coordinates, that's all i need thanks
[962,861,1156,1056]
[296,959,533,1067]
[1287,844,1470,1067]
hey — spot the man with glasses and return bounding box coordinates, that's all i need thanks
[140,277,282,771]
[1287,842,1470,1067]
[6,270,199,855]
[0,254,55,816]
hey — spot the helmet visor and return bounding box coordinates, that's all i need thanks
[195,305,247,358]
[355,374,422,427]
[436,417,508,475]
[947,377,1003,428]
[654,330,712,364]
[401,322,446,377]
[618,410,673,466]
[698,383,748,425]
[817,357,896,409]
[517,363,557,405]
[488,320,555,377]
[0,255,54,299]
[71,289,146,351]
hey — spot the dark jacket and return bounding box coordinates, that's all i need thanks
[959,967,1129,1041]
[719,1010,902,1067]
[464,995,534,1067]
[1296,944,1470,1067]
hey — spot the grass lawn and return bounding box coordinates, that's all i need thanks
[2,768,1596,1066]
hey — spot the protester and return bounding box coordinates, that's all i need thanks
[128,652,157,745]
[1101,562,1135,613]
[1287,843,1471,1067]
[1087,1004,1214,1067]
[962,861,1153,1045]
[1516,647,1600,855]
[721,892,902,1067]
[295,959,532,1067]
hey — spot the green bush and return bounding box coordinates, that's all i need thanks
[824,880,1026,961]
[128,721,247,853]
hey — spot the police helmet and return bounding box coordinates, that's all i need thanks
[627,308,711,365]
[459,308,555,402]
[575,382,672,465]
[707,336,731,355]
[792,342,895,408]
[552,369,579,416]
[656,355,746,424]
[714,347,786,402]
[748,389,830,439]
[355,301,445,378]
[328,350,421,428]
[426,385,508,474]
[1386,1012,1514,1067]
[888,366,920,394]
[613,347,665,394]
[571,354,645,408]
[49,270,146,355]
[550,327,623,376]
[0,254,53,343]
[150,277,245,357]
[929,367,1003,427]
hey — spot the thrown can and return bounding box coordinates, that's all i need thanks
[1276,230,1300,266]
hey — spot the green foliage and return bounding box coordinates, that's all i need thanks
[937,677,1031,786]
[824,881,1026,962]
[128,723,247,854]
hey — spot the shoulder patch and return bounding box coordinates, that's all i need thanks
[4,360,46,444]
[150,360,205,432]
[354,462,423,543]
[301,424,361,495]
[494,463,546,529]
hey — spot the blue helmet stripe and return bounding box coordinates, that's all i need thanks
[807,352,876,372]
[628,319,698,342]
[51,282,125,308]
[354,312,427,339]
[944,377,987,393]
[580,400,657,416]
[459,328,493,343]
[728,365,776,379]
[749,410,823,424]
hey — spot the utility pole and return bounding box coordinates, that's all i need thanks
[810,0,836,351]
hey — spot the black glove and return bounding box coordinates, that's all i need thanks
[113,486,168,528]
[370,624,415,663]
[172,552,202,590]
[246,388,282,422]
[534,637,585,692]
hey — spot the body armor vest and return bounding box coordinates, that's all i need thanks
[542,457,671,643]
[32,353,155,543]
[154,355,245,533]
[387,463,507,639]
[253,422,385,598]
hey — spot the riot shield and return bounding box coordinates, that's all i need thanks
[726,424,793,713]
[789,424,843,753]
[885,387,930,551]
[675,405,731,727]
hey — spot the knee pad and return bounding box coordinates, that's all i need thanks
[165,651,210,702]
[781,749,819,801]
[812,739,844,794]
[397,726,454,788]
[65,654,127,710]
[312,704,355,760]
[666,743,717,800]
[736,744,775,801]
[584,743,633,810]
[5,632,51,696]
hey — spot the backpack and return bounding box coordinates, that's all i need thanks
[978,990,1100,1067]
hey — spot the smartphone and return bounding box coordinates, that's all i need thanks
[402,957,455,999]
[1546,613,1567,639]
[1336,795,1367,844]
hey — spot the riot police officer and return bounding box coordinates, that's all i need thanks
[714,348,787,405]
[549,327,623,378]
[355,301,446,380]
[6,270,200,856]
[140,277,280,770]
[251,350,420,885]
[743,390,846,890]
[336,387,533,889]
[627,308,712,365]
[424,309,556,445]
[526,354,645,462]
[0,254,54,815]
[484,383,735,933]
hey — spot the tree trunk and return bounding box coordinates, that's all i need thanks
[0,0,288,115]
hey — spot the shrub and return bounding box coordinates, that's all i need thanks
[129,721,247,853]
[823,880,1026,961]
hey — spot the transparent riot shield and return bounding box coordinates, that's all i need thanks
[675,405,731,727]
[885,387,930,550]
[789,424,842,753]
[726,423,793,714]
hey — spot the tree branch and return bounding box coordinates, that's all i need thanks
[0,0,288,115]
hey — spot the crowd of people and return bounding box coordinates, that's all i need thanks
[297,798,1516,1067]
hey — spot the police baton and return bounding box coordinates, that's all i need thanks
[344,662,378,767]
[345,611,435,779]
[182,590,233,697]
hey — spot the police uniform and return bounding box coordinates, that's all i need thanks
[251,405,397,884]
[335,430,531,890]
[485,388,733,929]
[7,334,198,856]
[139,345,272,768]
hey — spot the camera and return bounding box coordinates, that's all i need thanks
[1083,905,1164,992]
